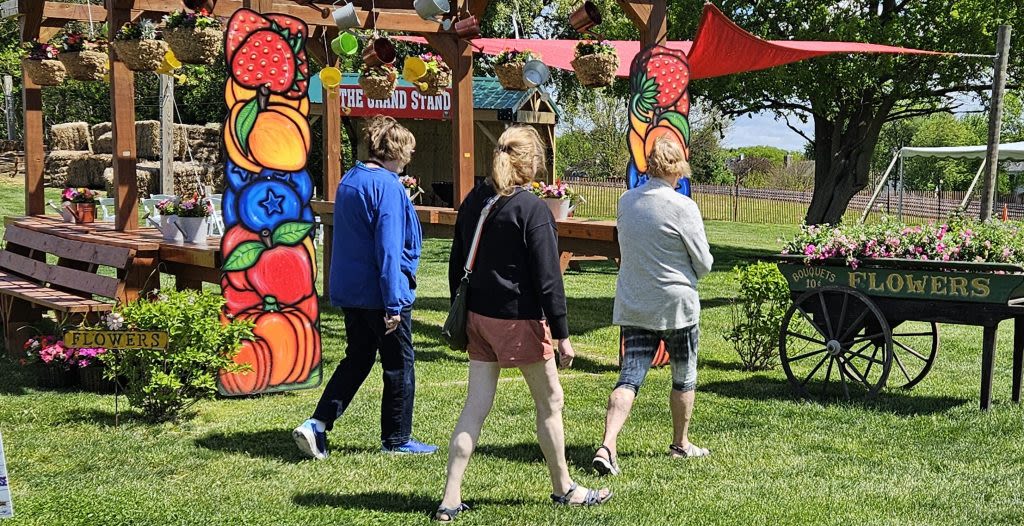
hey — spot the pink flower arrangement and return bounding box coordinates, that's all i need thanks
[399,175,419,190]
[61,187,98,204]
[176,194,214,218]
[24,335,106,370]
[527,180,584,206]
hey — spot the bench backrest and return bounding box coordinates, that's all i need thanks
[0,225,134,300]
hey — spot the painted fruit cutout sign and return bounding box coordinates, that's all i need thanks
[219,9,322,396]
[627,45,692,197]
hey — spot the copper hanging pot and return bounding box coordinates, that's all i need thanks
[183,0,216,12]
[569,1,602,34]
[454,16,481,40]
[363,37,397,68]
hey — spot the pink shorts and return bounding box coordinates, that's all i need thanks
[466,312,555,368]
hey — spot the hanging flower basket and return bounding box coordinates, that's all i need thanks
[112,19,167,72]
[359,65,399,100]
[417,53,452,96]
[571,41,619,88]
[494,49,538,91]
[60,50,109,81]
[163,10,224,65]
[22,57,66,86]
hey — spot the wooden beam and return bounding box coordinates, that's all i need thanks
[108,0,139,231]
[320,27,342,204]
[19,0,43,41]
[468,0,491,17]
[451,39,475,208]
[242,0,275,12]
[616,0,666,46]
[22,68,44,217]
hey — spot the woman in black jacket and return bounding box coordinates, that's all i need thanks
[434,126,612,522]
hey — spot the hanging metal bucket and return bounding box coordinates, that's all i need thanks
[320,66,342,89]
[332,4,360,29]
[569,1,602,34]
[363,38,397,68]
[414,0,450,20]
[454,16,481,40]
[522,60,550,88]
[331,32,360,56]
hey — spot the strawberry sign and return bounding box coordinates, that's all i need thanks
[226,9,309,99]
[626,45,693,196]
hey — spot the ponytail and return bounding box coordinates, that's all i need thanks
[490,126,546,195]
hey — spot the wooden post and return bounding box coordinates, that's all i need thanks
[21,0,44,217]
[451,39,475,208]
[159,75,175,195]
[243,0,275,12]
[981,324,998,410]
[108,0,139,231]
[980,25,1012,221]
[618,0,668,47]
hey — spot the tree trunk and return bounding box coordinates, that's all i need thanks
[805,99,893,224]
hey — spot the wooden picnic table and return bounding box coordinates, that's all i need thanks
[312,202,621,281]
[5,216,223,293]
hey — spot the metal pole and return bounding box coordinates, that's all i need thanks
[2,75,14,141]
[898,155,904,221]
[860,150,900,222]
[159,75,175,195]
[981,25,1012,220]
[960,159,987,210]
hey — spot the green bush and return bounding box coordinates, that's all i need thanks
[726,262,790,371]
[101,290,252,422]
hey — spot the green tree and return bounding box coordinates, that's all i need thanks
[667,0,1023,224]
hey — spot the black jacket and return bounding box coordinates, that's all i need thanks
[448,182,569,339]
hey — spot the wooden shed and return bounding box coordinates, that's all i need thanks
[310,74,558,207]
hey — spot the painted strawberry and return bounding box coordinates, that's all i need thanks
[226,9,272,62]
[231,29,306,96]
[266,13,307,40]
[644,47,690,109]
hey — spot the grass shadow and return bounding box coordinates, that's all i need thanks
[0,356,36,395]
[476,442,605,471]
[701,375,970,416]
[700,358,747,372]
[60,407,147,426]
[709,244,780,271]
[194,429,377,463]
[292,491,526,513]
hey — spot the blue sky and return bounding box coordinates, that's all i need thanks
[723,110,814,151]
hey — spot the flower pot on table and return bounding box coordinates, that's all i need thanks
[544,198,573,220]
[72,202,96,224]
[177,216,208,245]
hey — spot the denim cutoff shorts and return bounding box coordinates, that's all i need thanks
[616,324,699,393]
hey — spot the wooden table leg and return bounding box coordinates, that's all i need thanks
[559,252,573,274]
[121,254,159,303]
[1013,317,1024,403]
[981,324,998,410]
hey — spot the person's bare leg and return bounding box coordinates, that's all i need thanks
[596,386,636,461]
[439,360,500,511]
[520,359,610,503]
[670,389,698,449]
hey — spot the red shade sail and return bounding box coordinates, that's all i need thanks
[397,4,948,80]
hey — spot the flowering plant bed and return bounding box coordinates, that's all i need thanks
[526,180,584,207]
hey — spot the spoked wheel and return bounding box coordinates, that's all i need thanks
[780,287,892,401]
[887,321,939,389]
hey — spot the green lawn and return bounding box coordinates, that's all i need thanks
[1,178,1023,525]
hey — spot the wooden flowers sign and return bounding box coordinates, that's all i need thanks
[218,9,322,396]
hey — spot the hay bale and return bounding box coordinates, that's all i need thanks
[50,122,91,151]
[103,166,156,197]
[135,120,161,159]
[66,154,113,188]
[91,122,112,143]
[44,150,89,188]
[94,132,113,154]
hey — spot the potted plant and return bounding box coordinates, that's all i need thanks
[111,19,168,72]
[163,9,223,65]
[418,52,451,96]
[155,198,183,242]
[58,25,109,81]
[176,194,213,245]
[571,40,619,88]
[21,41,65,86]
[23,335,77,388]
[528,181,585,220]
[62,187,99,224]
[399,175,421,201]
[359,63,399,100]
[72,344,111,392]
[494,49,539,91]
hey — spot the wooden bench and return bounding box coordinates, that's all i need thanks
[0,224,137,355]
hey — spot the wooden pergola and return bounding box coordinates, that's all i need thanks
[11,1,667,232]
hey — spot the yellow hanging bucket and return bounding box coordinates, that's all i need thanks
[156,50,182,76]
[402,56,429,91]
[320,66,343,89]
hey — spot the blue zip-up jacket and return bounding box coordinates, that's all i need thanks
[329,162,422,315]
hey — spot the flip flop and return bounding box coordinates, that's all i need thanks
[433,503,470,522]
[669,443,710,458]
[550,482,613,506]
[592,445,621,476]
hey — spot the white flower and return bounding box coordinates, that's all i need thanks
[104,312,125,331]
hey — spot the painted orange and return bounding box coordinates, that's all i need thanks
[248,104,311,172]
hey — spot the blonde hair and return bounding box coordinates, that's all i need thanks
[647,137,692,181]
[491,125,547,195]
[365,115,416,167]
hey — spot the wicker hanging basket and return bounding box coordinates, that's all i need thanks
[419,68,452,96]
[22,58,66,86]
[494,62,529,91]
[571,53,620,88]
[164,26,223,65]
[359,71,398,100]
[59,50,109,82]
[111,39,169,71]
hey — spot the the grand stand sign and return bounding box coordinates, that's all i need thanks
[64,330,169,350]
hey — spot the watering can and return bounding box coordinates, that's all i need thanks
[47,200,75,222]
[414,0,450,19]
[332,3,360,29]
[145,212,184,242]
[320,67,343,89]
[331,32,360,56]
[402,56,429,91]
[522,60,550,88]
[569,1,602,34]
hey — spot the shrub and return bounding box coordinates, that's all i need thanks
[726,262,789,371]
[101,289,252,421]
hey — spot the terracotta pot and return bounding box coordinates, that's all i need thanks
[22,58,66,86]
[362,38,397,68]
[73,202,97,224]
[454,16,481,39]
[59,50,109,81]
[569,1,602,34]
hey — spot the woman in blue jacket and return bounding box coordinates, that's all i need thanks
[293,116,436,458]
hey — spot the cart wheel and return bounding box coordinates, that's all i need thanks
[780,287,892,401]
[887,321,939,389]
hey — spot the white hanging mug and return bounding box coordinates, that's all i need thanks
[332,3,360,29]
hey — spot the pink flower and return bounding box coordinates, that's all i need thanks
[804,244,817,256]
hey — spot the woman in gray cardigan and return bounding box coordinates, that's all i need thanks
[592,137,714,476]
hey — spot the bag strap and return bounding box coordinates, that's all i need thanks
[462,195,500,278]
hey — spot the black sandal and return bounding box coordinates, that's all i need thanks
[433,503,470,522]
[592,445,621,476]
[550,482,613,506]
